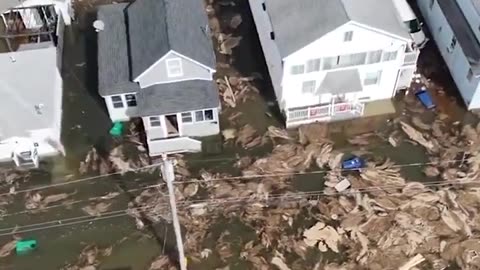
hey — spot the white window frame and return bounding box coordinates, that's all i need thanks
[302,80,316,94]
[181,112,193,123]
[193,109,215,123]
[125,94,137,107]
[344,31,353,42]
[306,58,321,73]
[149,116,162,128]
[290,64,305,75]
[166,58,183,77]
[382,51,397,62]
[111,95,124,108]
[364,71,382,85]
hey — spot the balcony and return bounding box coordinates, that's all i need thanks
[287,102,365,125]
[403,51,419,66]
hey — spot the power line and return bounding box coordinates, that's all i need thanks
[0,155,241,197]
[0,158,470,219]
[0,175,477,236]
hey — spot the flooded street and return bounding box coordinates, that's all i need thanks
[0,0,479,269]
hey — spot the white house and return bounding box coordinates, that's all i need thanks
[0,5,65,168]
[97,0,220,156]
[249,0,422,128]
[0,0,74,25]
[417,0,480,110]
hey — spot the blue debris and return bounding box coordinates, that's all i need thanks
[342,156,364,170]
[415,86,435,109]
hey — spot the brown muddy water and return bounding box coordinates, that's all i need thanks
[0,0,477,269]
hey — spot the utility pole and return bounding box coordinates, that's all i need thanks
[161,155,187,270]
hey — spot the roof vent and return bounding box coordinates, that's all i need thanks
[93,20,105,32]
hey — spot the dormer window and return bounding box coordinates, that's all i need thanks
[166,58,183,77]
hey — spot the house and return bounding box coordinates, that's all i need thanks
[0,5,65,168]
[249,0,422,128]
[97,0,220,156]
[0,0,74,25]
[417,0,480,110]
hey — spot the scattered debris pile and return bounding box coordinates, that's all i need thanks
[62,245,112,270]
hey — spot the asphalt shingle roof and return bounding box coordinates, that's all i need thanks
[127,0,216,79]
[97,3,140,96]
[135,80,220,116]
[266,0,411,57]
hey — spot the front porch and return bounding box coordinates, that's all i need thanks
[286,99,396,127]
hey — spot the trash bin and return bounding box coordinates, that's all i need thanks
[342,156,364,170]
[16,239,37,254]
[415,88,435,109]
[109,122,124,137]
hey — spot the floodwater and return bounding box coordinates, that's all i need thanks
[0,0,476,269]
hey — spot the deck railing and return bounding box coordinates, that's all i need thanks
[287,102,365,123]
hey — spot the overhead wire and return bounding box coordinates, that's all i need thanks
[0,157,470,219]
[0,172,478,236]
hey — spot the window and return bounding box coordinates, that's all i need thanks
[344,31,353,42]
[367,50,382,64]
[166,58,183,77]
[429,0,435,9]
[204,109,214,120]
[302,80,316,94]
[364,71,382,85]
[270,32,275,40]
[149,116,161,127]
[194,109,215,122]
[111,95,123,108]
[467,69,474,82]
[290,64,305,75]
[322,56,336,70]
[195,111,204,121]
[306,59,321,72]
[125,94,137,107]
[181,112,193,123]
[382,51,398,61]
[338,52,367,67]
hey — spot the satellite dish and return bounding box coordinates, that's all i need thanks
[93,20,105,32]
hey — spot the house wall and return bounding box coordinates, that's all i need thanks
[103,93,138,122]
[418,0,480,108]
[281,23,412,109]
[248,0,284,105]
[135,51,214,88]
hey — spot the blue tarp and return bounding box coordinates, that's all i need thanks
[415,88,435,109]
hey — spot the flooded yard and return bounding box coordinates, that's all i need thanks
[0,0,479,269]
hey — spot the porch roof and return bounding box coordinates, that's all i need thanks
[135,80,220,116]
[317,69,363,95]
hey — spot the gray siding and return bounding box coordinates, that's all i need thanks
[136,52,213,88]
[181,121,220,137]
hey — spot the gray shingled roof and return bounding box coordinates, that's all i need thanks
[135,80,219,116]
[317,69,363,94]
[439,0,480,75]
[127,0,216,79]
[97,3,140,96]
[266,0,411,57]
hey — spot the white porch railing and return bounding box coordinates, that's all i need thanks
[403,51,418,66]
[287,102,365,123]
